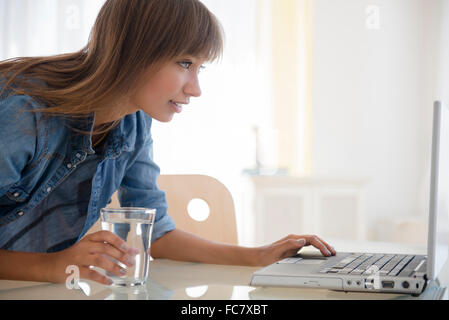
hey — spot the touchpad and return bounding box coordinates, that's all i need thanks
[296,251,328,265]
[296,259,326,265]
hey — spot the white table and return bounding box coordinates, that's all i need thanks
[0,240,447,300]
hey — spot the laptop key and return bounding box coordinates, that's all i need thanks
[366,254,395,272]
[380,255,406,274]
[332,254,362,269]
[356,254,384,273]
[337,268,354,274]
[388,255,415,276]
[346,254,373,270]
[319,253,360,273]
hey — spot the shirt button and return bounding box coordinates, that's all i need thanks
[67,163,73,169]
[76,153,82,158]
[13,192,20,197]
[17,211,24,216]
[46,187,52,193]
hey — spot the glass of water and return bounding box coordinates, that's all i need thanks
[100,207,156,287]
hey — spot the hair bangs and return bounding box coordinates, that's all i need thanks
[176,0,224,63]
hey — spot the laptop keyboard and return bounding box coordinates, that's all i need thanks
[318,253,415,276]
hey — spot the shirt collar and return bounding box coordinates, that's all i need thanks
[67,111,145,159]
[67,112,96,155]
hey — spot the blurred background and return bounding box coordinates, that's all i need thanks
[1,0,448,247]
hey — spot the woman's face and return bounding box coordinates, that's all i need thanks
[131,56,205,122]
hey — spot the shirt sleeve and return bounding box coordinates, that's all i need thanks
[0,94,37,196]
[117,134,176,243]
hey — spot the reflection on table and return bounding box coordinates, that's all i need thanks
[0,240,447,300]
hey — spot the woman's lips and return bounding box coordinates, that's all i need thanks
[169,100,184,113]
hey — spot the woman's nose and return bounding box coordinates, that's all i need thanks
[184,74,202,98]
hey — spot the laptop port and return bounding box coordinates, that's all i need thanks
[381,281,395,289]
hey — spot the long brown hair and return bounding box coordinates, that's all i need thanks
[0,0,224,135]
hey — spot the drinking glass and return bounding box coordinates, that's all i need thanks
[100,207,156,287]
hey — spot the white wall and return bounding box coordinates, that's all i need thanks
[418,0,449,228]
[152,0,273,245]
[0,0,105,60]
[310,0,449,239]
[430,0,449,110]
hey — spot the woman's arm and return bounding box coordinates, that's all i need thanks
[151,229,257,266]
[0,250,53,282]
[151,228,336,267]
[0,231,139,285]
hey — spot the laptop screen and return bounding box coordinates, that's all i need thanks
[428,101,449,281]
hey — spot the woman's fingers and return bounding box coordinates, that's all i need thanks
[296,238,306,247]
[51,231,143,286]
[88,242,136,268]
[273,238,307,261]
[313,236,336,255]
[288,238,307,257]
[76,230,141,285]
[86,253,128,278]
[303,235,336,257]
[87,230,139,255]
[86,230,127,250]
[277,234,336,257]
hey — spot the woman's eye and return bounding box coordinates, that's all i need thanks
[178,61,206,74]
[179,61,193,69]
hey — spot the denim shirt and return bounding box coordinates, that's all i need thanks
[0,88,176,253]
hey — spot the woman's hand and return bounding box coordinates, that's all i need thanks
[253,234,336,266]
[46,231,139,285]
[150,229,335,268]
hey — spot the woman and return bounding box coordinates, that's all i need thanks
[0,0,335,285]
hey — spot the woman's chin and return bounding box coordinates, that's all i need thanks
[154,114,174,123]
[141,110,174,123]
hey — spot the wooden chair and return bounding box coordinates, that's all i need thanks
[157,174,238,245]
[87,174,238,245]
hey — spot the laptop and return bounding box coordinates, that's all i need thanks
[250,101,449,296]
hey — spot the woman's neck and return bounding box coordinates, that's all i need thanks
[93,96,139,130]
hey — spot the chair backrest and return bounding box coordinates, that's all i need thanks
[157,174,238,245]
[88,174,238,245]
